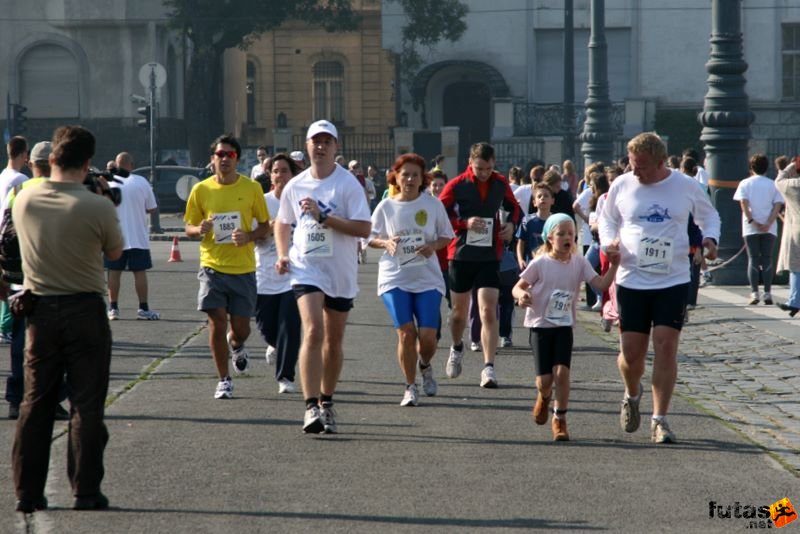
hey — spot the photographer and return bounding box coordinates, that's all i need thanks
[11,126,123,513]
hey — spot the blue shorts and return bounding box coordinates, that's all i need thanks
[380,288,441,329]
[104,248,153,271]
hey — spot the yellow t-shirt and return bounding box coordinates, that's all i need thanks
[184,175,269,274]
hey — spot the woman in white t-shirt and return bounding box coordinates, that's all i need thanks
[733,154,785,305]
[368,154,454,407]
[255,154,301,393]
[512,213,619,441]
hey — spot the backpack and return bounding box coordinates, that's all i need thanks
[0,208,23,285]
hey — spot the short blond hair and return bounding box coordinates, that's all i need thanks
[627,132,667,162]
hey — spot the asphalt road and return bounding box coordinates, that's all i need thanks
[1,240,797,533]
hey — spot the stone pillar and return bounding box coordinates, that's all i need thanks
[543,137,564,168]
[272,128,293,153]
[699,0,754,285]
[492,98,514,139]
[440,126,460,178]
[580,0,615,168]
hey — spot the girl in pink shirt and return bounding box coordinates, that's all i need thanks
[512,213,619,441]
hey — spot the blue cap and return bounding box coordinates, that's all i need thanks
[542,213,575,240]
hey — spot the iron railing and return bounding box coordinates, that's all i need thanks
[514,102,626,137]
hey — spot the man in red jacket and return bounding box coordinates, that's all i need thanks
[439,142,522,388]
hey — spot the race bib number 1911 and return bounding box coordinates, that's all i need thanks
[637,235,673,274]
[544,289,574,326]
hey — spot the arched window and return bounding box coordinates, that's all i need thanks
[313,61,344,122]
[246,60,256,126]
[19,44,79,117]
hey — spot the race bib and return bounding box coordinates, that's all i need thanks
[395,232,425,268]
[301,222,333,257]
[466,217,494,247]
[213,212,241,244]
[544,289,574,326]
[637,234,673,274]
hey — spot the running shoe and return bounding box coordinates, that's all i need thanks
[303,405,323,433]
[763,293,774,305]
[552,416,569,441]
[227,332,249,375]
[265,345,276,365]
[651,418,676,444]
[136,309,161,320]
[480,366,498,388]
[532,391,551,425]
[748,292,759,305]
[469,341,481,352]
[400,384,419,407]
[446,345,464,378]
[320,405,337,434]
[500,336,513,348]
[420,365,438,396]
[600,318,613,332]
[591,300,602,312]
[620,387,642,433]
[277,378,296,394]
[107,308,120,321]
[214,377,233,399]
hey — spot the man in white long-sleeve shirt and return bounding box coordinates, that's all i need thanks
[599,132,720,444]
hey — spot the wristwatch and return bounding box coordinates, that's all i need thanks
[318,211,329,225]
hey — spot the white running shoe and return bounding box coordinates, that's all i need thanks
[320,405,338,434]
[480,366,498,388]
[400,384,419,407]
[469,342,481,352]
[107,308,120,321]
[214,377,233,399]
[277,378,296,394]
[227,332,249,375]
[446,345,464,378]
[591,301,602,312]
[136,309,161,320]
[265,345,276,365]
[303,406,323,433]
[500,336,513,348]
[420,365,438,396]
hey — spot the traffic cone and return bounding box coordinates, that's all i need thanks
[168,236,183,262]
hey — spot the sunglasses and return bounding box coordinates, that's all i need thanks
[214,150,237,159]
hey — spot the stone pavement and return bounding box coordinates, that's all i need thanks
[0,234,798,533]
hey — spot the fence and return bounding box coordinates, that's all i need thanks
[493,138,545,175]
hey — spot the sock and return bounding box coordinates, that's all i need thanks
[406,384,415,389]
[553,408,567,420]
[624,385,642,400]
[305,397,318,410]
[109,302,119,311]
[418,361,430,370]
[139,302,149,311]
[453,342,464,352]
[320,394,333,407]
[652,415,665,423]
[484,362,494,368]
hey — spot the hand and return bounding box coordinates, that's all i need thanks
[274,256,290,275]
[299,197,322,221]
[702,238,718,261]
[383,236,400,256]
[756,223,770,233]
[499,222,514,242]
[199,218,214,235]
[605,240,621,266]
[415,243,434,258]
[466,217,486,231]
[518,259,527,271]
[693,249,703,265]
[231,228,249,246]
[516,292,532,308]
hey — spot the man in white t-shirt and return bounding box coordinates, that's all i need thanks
[275,120,372,434]
[250,146,268,179]
[733,153,784,305]
[105,152,160,321]
[599,132,720,445]
[0,136,29,210]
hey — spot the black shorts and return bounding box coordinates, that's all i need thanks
[529,327,573,376]
[292,284,354,312]
[104,248,152,271]
[616,283,688,334]
[448,260,500,293]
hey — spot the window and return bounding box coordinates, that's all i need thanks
[783,24,800,100]
[246,60,256,126]
[313,61,344,122]
[19,44,79,117]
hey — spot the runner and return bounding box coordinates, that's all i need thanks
[368,153,453,406]
[275,120,371,434]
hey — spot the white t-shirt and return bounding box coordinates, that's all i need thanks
[250,163,263,180]
[0,168,28,211]
[575,188,593,246]
[370,194,454,296]
[520,253,598,328]
[695,166,709,188]
[277,165,371,298]
[112,173,158,250]
[733,175,784,237]
[599,170,721,290]
[514,185,533,216]
[256,192,292,294]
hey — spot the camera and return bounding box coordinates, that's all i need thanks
[85,168,123,206]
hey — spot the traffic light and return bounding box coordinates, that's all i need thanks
[12,104,27,134]
[137,105,151,129]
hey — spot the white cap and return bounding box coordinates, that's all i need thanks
[290,150,305,162]
[306,120,338,141]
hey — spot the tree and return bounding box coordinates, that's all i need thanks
[164,0,467,164]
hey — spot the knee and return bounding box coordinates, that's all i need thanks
[303,322,325,347]
[397,326,417,346]
[553,365,570,381]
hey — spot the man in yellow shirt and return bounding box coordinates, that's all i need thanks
[185,134,269,399]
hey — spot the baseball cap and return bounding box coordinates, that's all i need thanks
[290,150,305,162]
[29,141,52,162]
[306,120,338,141]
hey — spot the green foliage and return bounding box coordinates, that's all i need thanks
[387,0,469,78]
[654,108,704,158]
